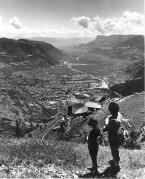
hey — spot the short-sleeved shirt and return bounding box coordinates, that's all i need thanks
[104,116,121,146]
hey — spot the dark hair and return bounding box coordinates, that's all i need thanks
[108,102,119,114]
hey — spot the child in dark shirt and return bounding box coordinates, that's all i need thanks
[103,102,121,167]
[87,117,101,174]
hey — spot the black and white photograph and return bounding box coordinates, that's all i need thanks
[0,0,144,178]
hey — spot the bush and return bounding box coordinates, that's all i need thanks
[123,130,141,149]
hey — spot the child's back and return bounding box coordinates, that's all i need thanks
[103,102,122,166]
[87,118,101,174]
[104,116,121,146]
[88,127,101,146]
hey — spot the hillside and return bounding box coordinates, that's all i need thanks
[118,35,144,51]
[75,35,144,95]
[0,138,145,178]
[0,38,63,66]
[76,35,144,50]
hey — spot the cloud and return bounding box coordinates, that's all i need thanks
[9,16,24,29]
[71,11,145,35]
[71,16,90,28]
[1,11,143,39]
[0,16,85,38]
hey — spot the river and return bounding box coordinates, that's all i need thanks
[64,60,109,89]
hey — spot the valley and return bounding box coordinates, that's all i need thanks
[0,35,144,178]
[0,0,144,177]
[0,35,144,136]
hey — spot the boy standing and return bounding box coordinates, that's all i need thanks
[103,102,121,167]
[87,117,101,174]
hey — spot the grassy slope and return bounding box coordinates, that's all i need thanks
[0,138,145,178]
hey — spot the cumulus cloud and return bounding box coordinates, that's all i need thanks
[1,11,144,39]
[71,11,145,35]
[0,16,85,38]
[10,16,24,29]
[71,16,90,28]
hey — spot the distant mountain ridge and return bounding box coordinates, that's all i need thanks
[76,35,144,51]
[0,38,63,65]
[29,37,94,48]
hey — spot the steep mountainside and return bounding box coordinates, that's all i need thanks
[76,35,144,50]
[0,38,63,65]
[118,35,144,51]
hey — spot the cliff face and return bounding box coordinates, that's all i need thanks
[77,35,144,50]
[76,35,143,50]
[0,38,63,65]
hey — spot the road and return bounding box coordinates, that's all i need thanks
[65,59,109,89]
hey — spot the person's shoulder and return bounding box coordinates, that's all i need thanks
[105,115,112,125]
[116,112,123,122]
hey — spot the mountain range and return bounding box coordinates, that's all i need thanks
[29,37,94,49]
[76,35,144,51]
[0,38,63,66]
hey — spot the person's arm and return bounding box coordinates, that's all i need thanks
[102,115,110,132]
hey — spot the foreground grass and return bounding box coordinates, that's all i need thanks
[0,138,145,178]
[0,138,89,170]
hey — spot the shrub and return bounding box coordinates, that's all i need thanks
[123,130,141,149]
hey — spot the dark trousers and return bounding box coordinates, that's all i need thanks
[88,145,98,168]
[110,145,120,162]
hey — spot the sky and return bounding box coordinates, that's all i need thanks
[0,0,144,38]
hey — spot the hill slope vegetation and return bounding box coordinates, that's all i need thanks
[0,38,63,66]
